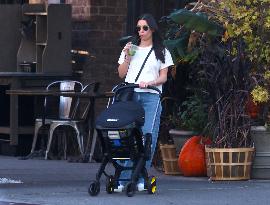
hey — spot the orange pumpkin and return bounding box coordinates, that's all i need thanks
[178,136,211,177]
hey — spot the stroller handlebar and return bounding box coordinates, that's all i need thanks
[146,85,162,96]
[114,83,162,96]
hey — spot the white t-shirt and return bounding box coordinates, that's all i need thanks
[118,45,174,93]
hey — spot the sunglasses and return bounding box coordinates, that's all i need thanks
[136,25,150,32]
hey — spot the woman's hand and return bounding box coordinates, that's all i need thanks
[138,68,168,89]
[123,42,132,56]
[122,42,132,64]
[118,42,132,78]
[139,81,155,88]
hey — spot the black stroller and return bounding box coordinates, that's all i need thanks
[88,83,161,197]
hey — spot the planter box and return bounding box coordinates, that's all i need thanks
[251,126,270,179]
[205,147,254,180]
[159,144,181,175]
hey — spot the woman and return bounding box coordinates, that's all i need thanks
[116,13,174,192]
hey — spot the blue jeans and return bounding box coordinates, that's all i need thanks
[119,92,162,184]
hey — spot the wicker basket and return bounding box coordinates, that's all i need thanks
[205,147,255,180]
[159,144,181,175]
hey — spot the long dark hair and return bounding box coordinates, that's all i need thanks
[133,13,165,63]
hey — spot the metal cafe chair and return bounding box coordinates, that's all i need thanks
[29,80,83,159]
[44,81,100,160]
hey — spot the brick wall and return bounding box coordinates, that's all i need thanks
[66,0,90,21]
[70,0,127,113]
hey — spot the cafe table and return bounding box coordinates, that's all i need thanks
[6,89,114,162]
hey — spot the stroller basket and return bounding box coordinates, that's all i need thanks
[98,128,144,160]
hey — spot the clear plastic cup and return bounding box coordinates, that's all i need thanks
[128,44,137,56]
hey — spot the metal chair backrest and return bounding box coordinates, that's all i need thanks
[70,82,100,121]
[44,80,83,119]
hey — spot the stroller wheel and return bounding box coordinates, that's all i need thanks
[125,182,136,197]
[147,176,157,194]
[88,180,100,196]
[106,175,115,194]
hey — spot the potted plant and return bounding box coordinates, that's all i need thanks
[158,94,209,175]
[197,37,255,180]
[158,0,223,156]
[210,0,270,179]
[169,94,208,155]
[158,1,223,176]
[195,2,257,180]
[161,0,256,180]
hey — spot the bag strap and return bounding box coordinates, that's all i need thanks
[135,47,153,82]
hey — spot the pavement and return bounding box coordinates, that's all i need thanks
[0,155,270,205]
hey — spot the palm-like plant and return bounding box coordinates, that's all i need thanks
[160,1,223,66]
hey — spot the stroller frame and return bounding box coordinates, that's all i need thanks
[88,84,161,197]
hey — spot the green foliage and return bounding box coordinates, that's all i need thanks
[159,1,257,147]
[162,7,223,66]
[178,95,208,133]
[212,0,270,69]
[169,9,223,36]
[208,0,270,106]
[163,32,190,63]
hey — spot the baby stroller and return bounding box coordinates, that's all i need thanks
[88,83,161,197]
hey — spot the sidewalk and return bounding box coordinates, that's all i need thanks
[0,155,270,205]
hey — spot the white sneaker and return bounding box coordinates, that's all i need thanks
[114,184,124,192]
[137,183,146,191]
